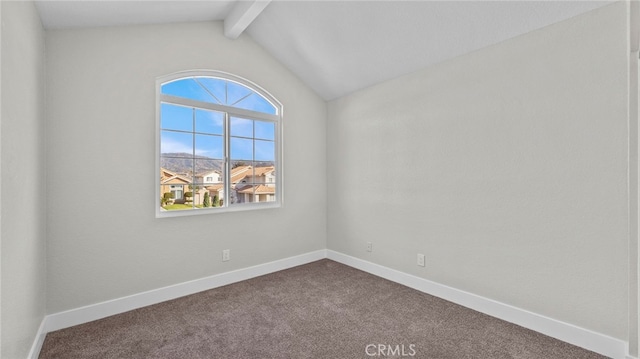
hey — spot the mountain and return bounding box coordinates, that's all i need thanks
[160,153,223,175]
[160,153,275,175]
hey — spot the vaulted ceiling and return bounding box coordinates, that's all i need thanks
[34,0,612,100]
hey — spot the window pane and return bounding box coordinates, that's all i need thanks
[234,184,276,204]
[160,185,196,211]
[195,77,225,104]
[258,183,277,203]
[230,117,253,138]
[162,77,276,115]
[230,137,253,160]
[179,185,196,208]
[233,93,277,115]
[255,140,275,162]
[227,81,253,106]
[195,160,223,184]
[253,163,275,186]
[162,78,217,104]
[195,134,223,160]
[160,157,193,177]
[161,103,192,131]
[235,184,255,204]
[230,161,251,182]
[161,131,193,155]
[160,158,195,212]
[195,109,223,135]
[255,121,274,140]
[182,184,206,209]
[230,161,251,205]
[196,160,224,208]
[229,161,276,206]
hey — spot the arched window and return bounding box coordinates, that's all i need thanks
[156,71,282,217]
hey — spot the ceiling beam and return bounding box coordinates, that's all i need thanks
[224,0,271,40]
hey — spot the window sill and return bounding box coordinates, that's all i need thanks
[156,201,281,218]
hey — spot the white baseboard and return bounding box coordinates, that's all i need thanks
[32,248,629,359]
[42,249,327,334]
[326,250,628,359]
[27,318,47,359]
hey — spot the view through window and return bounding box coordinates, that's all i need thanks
[157,72,282,217]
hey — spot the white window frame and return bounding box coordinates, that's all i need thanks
[156,70,283,218]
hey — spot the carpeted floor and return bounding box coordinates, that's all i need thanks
[39,259,606,358]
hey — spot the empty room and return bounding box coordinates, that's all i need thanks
[2,0,640,358]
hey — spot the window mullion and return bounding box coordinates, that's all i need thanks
[224,112,231,207]
[252,120,256,203]
[192,108,196,209]
[160,94,279,122]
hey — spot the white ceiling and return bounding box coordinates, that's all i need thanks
[34,0,612,100]
[35,1,236,29]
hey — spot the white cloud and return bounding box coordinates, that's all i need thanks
[161,137,193,154]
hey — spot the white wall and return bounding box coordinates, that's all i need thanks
[1,1,4,354]
[45,22,327,313]
[1,1,46,358]
[328,2,629,340]
[628,0,639,353]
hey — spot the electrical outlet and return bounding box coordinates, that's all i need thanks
[417,253,425,267]
[222,249,230,262]
[366,242,373,252]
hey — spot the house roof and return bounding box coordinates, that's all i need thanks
[230,166,252,183]
[230,165,275,184]
[206,184,224,192]
[162,177,190,185]
[253,166,274,176]
[160,168,191,185]
[196,170,221,178]
[237,185,276,195]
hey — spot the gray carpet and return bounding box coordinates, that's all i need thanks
[39,259,606,358]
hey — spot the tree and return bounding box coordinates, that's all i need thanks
[203,192,211,207]
[162,192,175,206]
[212,194,220,207]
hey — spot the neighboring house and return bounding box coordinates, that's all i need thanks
[197,170,224,205]
[160,168,191,202]
[237,184,276,203]
[160,168,209,206]
[231,165,276,203]
[205,183,225,205]
[161,166,276,206]
[230,165,253,185]
[196,170,222,185]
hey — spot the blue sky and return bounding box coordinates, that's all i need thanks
[161,77,276,115]
[160,78,275,161]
